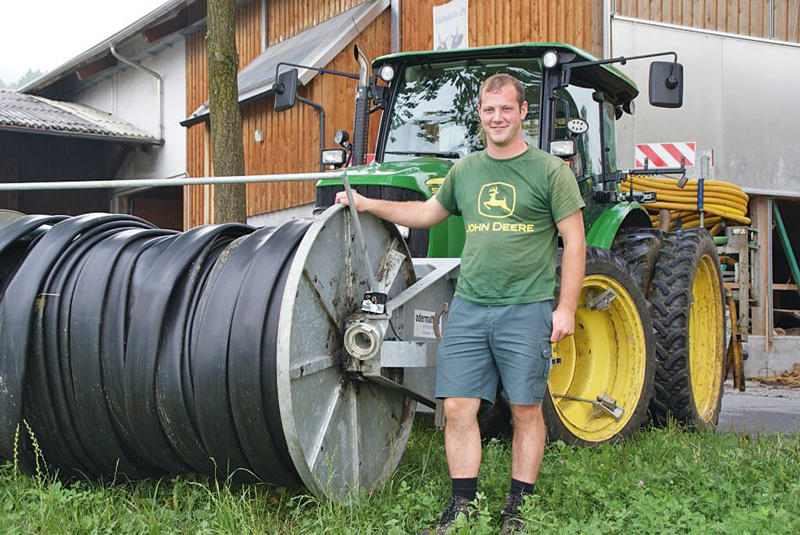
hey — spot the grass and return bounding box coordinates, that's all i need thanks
[1,418,799,534]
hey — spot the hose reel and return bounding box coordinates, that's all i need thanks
[0,205,457,500]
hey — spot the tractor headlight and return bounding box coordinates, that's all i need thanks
[379,64,395,82]
[550,140,577,158]
[542,50,559,69]
[322,149,347,167]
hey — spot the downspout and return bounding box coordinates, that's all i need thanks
[390,0,401,53]
[110,44,164,143]
[604,0,613,58]
[261,0,267,52]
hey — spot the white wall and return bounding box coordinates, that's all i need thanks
[76,38,186,180]
[611,18,800,192]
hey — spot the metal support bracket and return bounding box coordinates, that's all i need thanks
[364,374,437,409]
[552,394,624,420]
[580,287,617,311]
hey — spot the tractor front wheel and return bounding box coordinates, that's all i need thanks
[543,247,656,446]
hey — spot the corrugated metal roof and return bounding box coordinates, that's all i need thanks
[182,0,389,126]
[0,90,158,144]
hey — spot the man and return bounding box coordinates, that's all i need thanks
[335,73,586,534]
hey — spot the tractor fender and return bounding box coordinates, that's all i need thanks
[585,203,651,249]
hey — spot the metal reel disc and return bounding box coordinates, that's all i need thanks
[276,205,416,500]
[0,210,25,229]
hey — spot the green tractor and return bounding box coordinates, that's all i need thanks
[308,43,726,445]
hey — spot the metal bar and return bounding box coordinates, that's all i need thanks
[385,258,460,315]
[744,188,800,200]
[771,203,800,298]
[727,297,746,391]
[0,172,343,192]
[341,173,378,291]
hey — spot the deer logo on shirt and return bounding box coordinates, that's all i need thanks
[483,187,512,214]
[478,182,516,219]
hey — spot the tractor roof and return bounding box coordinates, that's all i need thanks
[374,42,638,105]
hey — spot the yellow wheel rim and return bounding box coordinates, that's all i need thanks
[548,275,648,443]
[689,255,724,423]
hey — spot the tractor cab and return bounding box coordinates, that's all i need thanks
[315,42,681,257]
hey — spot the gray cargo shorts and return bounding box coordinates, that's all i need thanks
[435,297,554,406]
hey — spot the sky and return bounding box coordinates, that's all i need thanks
[0,0,170,85]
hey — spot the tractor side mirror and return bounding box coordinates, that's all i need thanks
[649,61,684,108]
[274,68,299,112]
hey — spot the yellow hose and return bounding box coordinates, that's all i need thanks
[622,175,750,229]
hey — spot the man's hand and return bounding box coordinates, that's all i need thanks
[335,190,371,212]
[333,190,450,229]
[550,306,576,343]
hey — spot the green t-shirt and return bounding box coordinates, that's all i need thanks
[435,146,585,305]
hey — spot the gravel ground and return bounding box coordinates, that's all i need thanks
[717,379,800,435]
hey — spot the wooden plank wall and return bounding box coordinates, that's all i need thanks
[617,0,800,42]
[185,0,611,227]
[185,0,210,228]
[401,0,603,56]
[244,9,390,215]
[267,0,364,44]
[184,0,377,227]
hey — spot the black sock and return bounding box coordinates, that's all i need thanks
[510,478,534,497]
[451,477,478,501]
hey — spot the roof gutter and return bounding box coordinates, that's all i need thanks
[20,0,188,94]
[110,44,164,143]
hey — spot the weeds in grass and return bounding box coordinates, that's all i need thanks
[1,417,798,534]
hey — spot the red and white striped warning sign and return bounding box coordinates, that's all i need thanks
[635,142,696,168]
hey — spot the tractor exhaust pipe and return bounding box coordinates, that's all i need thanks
[351,45,370,166]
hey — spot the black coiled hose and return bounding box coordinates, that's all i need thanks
[0,213,311,485]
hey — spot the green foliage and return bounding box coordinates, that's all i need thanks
[1,69,44,90]
[1,419,798,534]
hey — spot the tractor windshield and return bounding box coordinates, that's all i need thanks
[382,58,542,162]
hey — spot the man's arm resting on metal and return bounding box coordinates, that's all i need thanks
[551,210,586,342]
[334,190,451,229]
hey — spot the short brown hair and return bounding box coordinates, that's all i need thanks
[479,74,525,108]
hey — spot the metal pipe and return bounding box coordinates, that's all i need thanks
[351,46,371,166]
[390,0,401,54]
[772,203,800,298]
[297,96,325,173]
[261,0,267,52]
[110,44,164,142]
[0,171,344,192]
[769,0,775,39]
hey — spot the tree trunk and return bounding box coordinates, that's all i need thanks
[208,0,246,224]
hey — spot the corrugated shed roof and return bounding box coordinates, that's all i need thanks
[182,0,390,126]
[0,90,158,144]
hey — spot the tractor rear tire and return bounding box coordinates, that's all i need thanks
[649,228,726,430]
[611,227,663,290]
[477,387,512,440]
[542,247,656,446]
